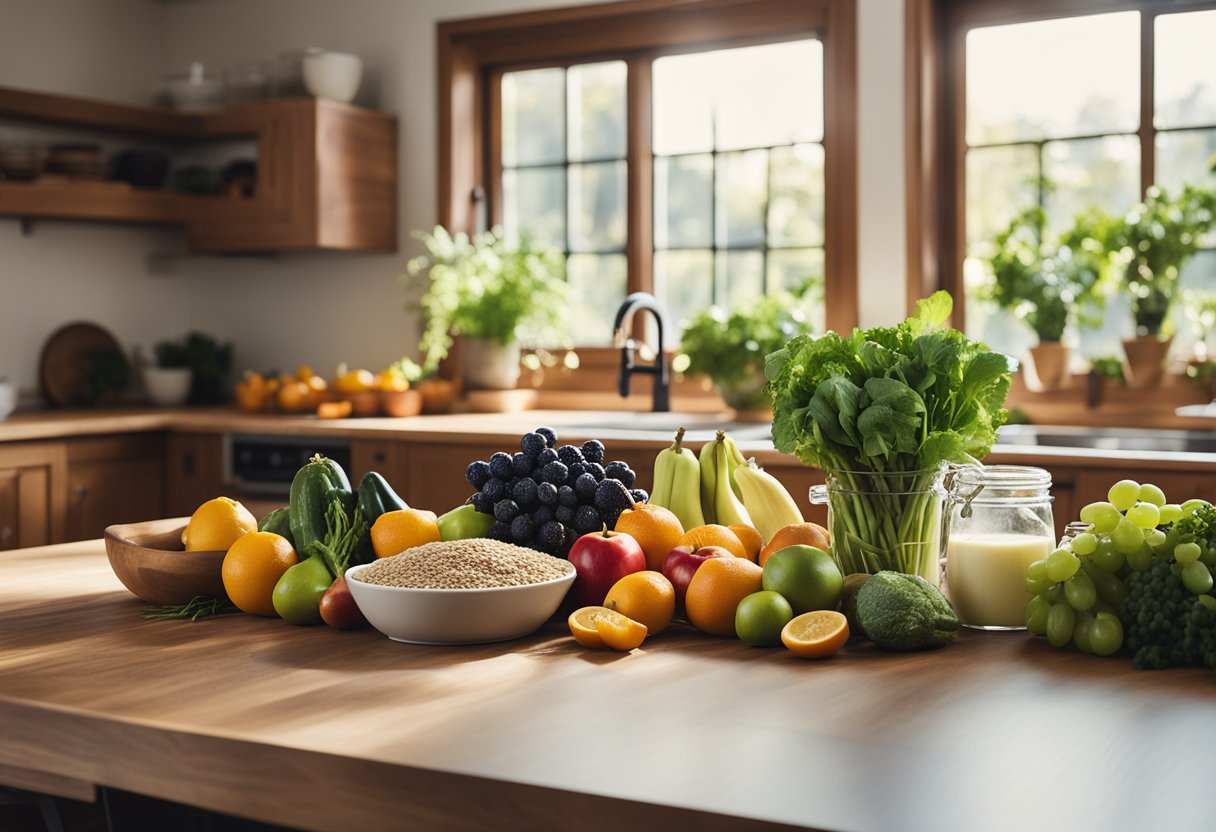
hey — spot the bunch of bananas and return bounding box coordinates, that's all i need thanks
[651,428,803,540]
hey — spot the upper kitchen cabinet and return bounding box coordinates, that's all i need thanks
[0,86,398,253]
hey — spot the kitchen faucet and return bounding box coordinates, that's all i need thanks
[612,292,670,412]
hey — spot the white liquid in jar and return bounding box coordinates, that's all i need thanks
[946,533,1055,628]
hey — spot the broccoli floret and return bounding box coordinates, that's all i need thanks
[1121,559,1216,669]
[855,571,959,651]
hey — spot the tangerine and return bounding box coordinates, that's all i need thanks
[614,504,685,571]
[603,571,675,635]
[676,524,747,559]
[728,524,764,562]
[222,531,299,616]
[758,522,832,566]
[370,508,440,558]
[684,556,763,637]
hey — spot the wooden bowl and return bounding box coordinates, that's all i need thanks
[343,390,382,417]
[104,517,228,605]
[381,389,422,418]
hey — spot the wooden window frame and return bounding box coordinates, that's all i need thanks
[909,0,1216,327]
[437,0,859,361]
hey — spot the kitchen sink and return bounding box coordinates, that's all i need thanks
[997,425,1216,455]
[560,412,772,443]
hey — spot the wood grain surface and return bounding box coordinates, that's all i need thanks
[0,540,1213,832]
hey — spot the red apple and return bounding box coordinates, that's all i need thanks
[567,529,646,608]
[661,545,733,602]
[319,576,368,630]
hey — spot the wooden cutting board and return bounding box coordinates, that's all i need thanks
[38,321,124,406]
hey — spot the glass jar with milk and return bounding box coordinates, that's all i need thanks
[945,466,1055,630]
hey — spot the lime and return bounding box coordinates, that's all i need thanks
[761,545,843,614]
[735,590,794,647]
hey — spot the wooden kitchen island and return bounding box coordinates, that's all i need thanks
[0,541,1213,832]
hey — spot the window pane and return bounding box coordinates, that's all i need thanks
[655,249,713,330]
[1042,135,1139,237]
[568,161,626,252]
[568,61,627,162]
[567,254,627,346]
[965,145,1039,250]
[769,143,825,247]
[653,39,822,155]
[716,149,767,249]
[502,166,565,249]
[715,251,764,310]
[1156,129,1216,193]
[654,154,713,249]
[767,248,825,315]
[502,67,564,167]
[966,12,1140,145]
[1155,10,1216,130]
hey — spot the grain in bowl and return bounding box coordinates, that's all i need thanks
[357,539,573,589]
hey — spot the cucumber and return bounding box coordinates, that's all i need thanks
[289,454,352,558]
[357,471,408,523]
[257,507,295,548]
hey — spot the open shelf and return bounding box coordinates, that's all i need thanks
[0,86,202,138]
[0,179,213,224]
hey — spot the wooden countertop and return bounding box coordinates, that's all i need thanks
[0,540,1213,832]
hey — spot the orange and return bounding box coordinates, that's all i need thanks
[305,374,329,407]
[781,610,850,659]
[182,496,258,551]
[603,571,675,635]
[677,524,747,559]
[684,556,763,637]
[615,504,685,571]
[295,364,315,382]
[728,524,764,562]
[759,522,832,567]
[222,531,299,616]
[568,606,609,648]
[335,368,376,394]
[277,380,312,413]
[568,606,648,651]
[371,508,440,558]
[316,400,353,419]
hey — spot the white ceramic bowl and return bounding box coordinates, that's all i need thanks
[346,560,576,645]
[144,367,192,407]
[302,50,363,102]
[0,378,14,422]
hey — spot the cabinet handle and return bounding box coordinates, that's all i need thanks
[374,452,387,464]
[183,452,196,476]
[1,527,12,546]
[75,484,89,499]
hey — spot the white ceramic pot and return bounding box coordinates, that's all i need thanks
[0,378,14,422]
[462,338,521,390]
[302,50,363,102]
[144,367,192,407]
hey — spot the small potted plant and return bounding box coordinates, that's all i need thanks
[404,226,570,390]
[1108,184,1216,387]
[978,205,1109,391]
[146,340,193,407]
[676,291,813,417]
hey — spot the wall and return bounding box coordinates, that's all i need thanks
[0,0,909,396]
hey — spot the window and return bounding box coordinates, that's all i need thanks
[941,1,1216,359]
[439,0,857,358]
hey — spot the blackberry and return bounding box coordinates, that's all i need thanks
[539,521,566,551]
[537,481,558,505]
[533,505,555,526]
[595,478,633,517]
[604,461,635,487]
[470,491,492,514]
[512,452,534,476]
[629,488,649,504]
[557,445,584,467]
[512,478,539,507]
[573,505,603,534]
[542,460,569,485]
[555,505,576,524]
[563,525,579,547]
[567,463,587,480]
[510,514,535,544]
[465,460,491,488]
[520,431,548,458]
[535,427,559,447]
[487,521,512,542]
[537,447,559,467]
[482,478,508,503]
[580,440,605,464]
[584,462,605,481]
[493,499,521,523]
[574,473,599,503]
[489,452,514,479]
[557,485,578,507]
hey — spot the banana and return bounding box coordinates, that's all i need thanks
[651,428,706,530]
[698,434,720,523]
[719,432,748,499]
[734,457,803,541]
[711,434,753,528]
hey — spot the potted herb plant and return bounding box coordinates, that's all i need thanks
[146,340,194,407]
[1109,184,1216,388]
[404,226,570,390]
[677,292,813,417]
[978,205,1109,391]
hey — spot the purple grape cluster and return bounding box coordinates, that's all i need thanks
[464,427,647,556]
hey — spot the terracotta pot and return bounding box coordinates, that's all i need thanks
[1028,342,1071,392]
[416,378,456,414]
[381,389,422,418]
[462,338,521,390]
[1122,336,1172,389]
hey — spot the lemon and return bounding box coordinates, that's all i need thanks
[182,497,258,551]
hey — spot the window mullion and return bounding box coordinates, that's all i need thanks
[1140,11,1156,196]
[625,55,654,298]
[487,67,505,230]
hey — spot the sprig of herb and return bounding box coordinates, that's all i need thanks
[142,596,236,621]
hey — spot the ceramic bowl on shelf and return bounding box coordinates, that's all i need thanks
[0,378,14,422]
[165,63,224,112]
[144,366,192,407]
[0,144,47,181]
[302,50,363,102]
[346,561,576,645]
[104,517,227,606]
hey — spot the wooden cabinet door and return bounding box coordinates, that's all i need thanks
[350,439,406,493]
[66,457,166,542]
[0,442,67,550]
[165,432,225,518]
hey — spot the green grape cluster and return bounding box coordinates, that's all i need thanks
[1023,478,1215,660]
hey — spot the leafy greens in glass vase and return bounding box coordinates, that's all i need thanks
[766,292,1013,583]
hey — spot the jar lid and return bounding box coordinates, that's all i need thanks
[953,464,1052,490]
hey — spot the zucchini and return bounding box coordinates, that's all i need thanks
[357,471,408,522]
[257,507,295,548]
[289,454,352,558]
